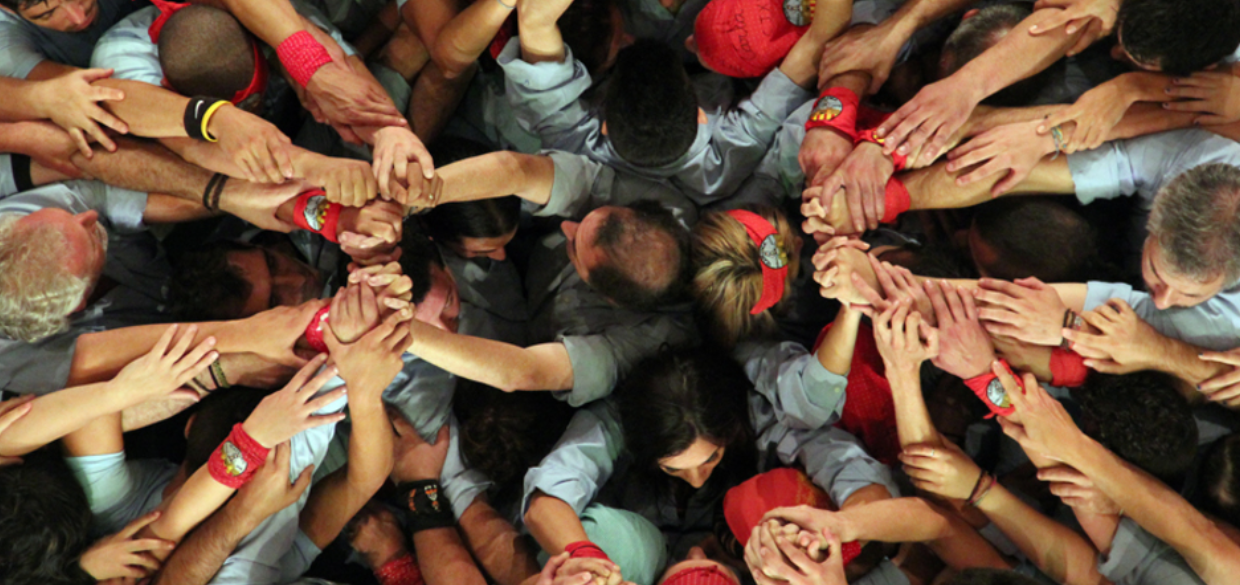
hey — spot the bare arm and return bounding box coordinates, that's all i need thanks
[974,483,1107,585]
[458,498,541,585]
[523,492,590,555]
[434,0,515,79]
[432,151,555,207]
[150,497,266,585]
[405,319,574,391]
[816,305,863,377]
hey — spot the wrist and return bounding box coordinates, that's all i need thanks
[240,420,274,449]
[223,495,267,532]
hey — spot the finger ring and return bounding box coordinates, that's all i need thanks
[930,448,937,457]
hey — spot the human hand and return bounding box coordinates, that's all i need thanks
[390,418,450,483]
[975,277,1068,346]
[325,281,381,344]
[372,126,435,201]
[79,511,175,580]
[1062,299,1164,373]
[1198,347,1240,408]
[816,142,895,232]
[351,505,409,569]
[348,261,415,307]
[242,354,348,448]
[1029,0,1119,57]
[996,367,1085,462]
[1163,64,1240,126]
[876,78,982,168]
[110,324,218,403]
[305,60,407,130]
[324,298,413,397]
[0,395,33,467]
[899,441,982,500]
[990,334,1054,380]
[798,127,853,190]
[241,298,332,367]
[516,0,578,30]
[337,198,404,247]
[296,152,377,208]
[207,105,296,184]
[215,177,308,233]
[747,520,846,585]
[947,119,1054,195]
[230,442,313,525]
[867,255,935,326]
[1038,465,1121,515]
[873,298,939,377]
[558,557,623,585]
[761,506,856,543]
[800,187,856,238]
[810,240,875,305]
[818,23,903,94]
[927,281,995,379]
[33,68,128,157]
[1037,80,1129,153]
[342,236,403,268]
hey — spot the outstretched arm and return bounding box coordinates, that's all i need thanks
[406,319,574,391]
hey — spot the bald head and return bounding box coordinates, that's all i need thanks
[585,201,691,310]
[159,4,255,101]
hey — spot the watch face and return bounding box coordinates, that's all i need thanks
[221,442,247,476]
[986,379,1011,409]
[758,234,787,270]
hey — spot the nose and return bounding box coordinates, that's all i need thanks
[683,467,709,489]
[487,247,507,261]
[1152,286,1174,310]
[684,35,698,55]
[66,4,89,26]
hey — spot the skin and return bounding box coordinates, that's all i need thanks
[1140,238,1228,310]
[412,263,461,332]
[16,208,108,310]
[226,248,325,317]
[657,436,726,489]
[561,207,619,283]
[442,229,517,261]
[13,0,98,32]
[656,548,742,585]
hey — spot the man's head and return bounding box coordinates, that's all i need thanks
[968,197,1101,282]
[0,454,95,585]
[1200,433,1240,529]
[423,137,521,262]
[169,240,323,321]
[398,222,461,332]
[561,201,691,311]
[0,209,107,342]
[1114,0,1240,76]
[1076,371,1198,484]
[940,3,1052,107]
[158,5,267,112]
[1144,163,1240,309]
[1,0,98,32]
[602,40,699,168]
[558,0,632,74]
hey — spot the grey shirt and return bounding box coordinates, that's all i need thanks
[0,0,147,78]
[1098,518,1206,585]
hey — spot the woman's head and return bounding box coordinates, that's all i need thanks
[0,454,95,585]
[422,198,520,261]
[616,349,756,489]
[691,206,801,347]
[1201,433,1240,528]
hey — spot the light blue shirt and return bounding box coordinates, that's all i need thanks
[0,0,147,78]
[1098,518,1206,585]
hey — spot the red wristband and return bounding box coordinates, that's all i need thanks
[1050,348,1089,388]
[304,305,331,354]
[855,125,909,171]
[963,360,1021,418]
[375,554,424,585]
[565,541,611,561]
[805,87,860,141]
[292,189,342,243]
[207,423,270,489]
[880,177,911,224]
[276,31,332,88]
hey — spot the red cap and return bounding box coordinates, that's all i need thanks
[725,210,789,315]
[722,468,862,566]
[693,0,808,78]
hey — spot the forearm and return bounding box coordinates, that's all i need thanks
[816,306,862,376]
[0,76,56,121]
[434,0,513,79]
[405,320,573,391]
[1074,510,1121,556]
[71,136,211,200]
[152,502,260,585]
[517,17,564,65]
[212,0,304,48]
[837,497,953,543]
[901,155,1074,211]
[94,80,190,138]
[69,320,258,386]
[964,105,1062,136]
[459,500,540,585]
[142,467,237,560]
[437,151,555,207]
[779,0,852,87]
[976,483,1105,585]
[412,527,487,585]
[524,493,589,555]
[887,367,941,448]
[0,381,118,456]
[1144,333,1226,398]
[954,9,1084,102]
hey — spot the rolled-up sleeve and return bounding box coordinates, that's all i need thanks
[736,340,846,430]
[557,312,695,407]
[0,15,44,79]
[1068,129,1240,207]
[1098,518,1206,585]
[498,38,600,153]
[521,402,624,518]
[526,151,609,219]
[440,415,494,520]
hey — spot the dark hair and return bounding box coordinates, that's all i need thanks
[946,569,1041,585]
[970,197,1102,282]
[1075,371,1198,484]
[158,5,257,100]
[586,201,691,311]
[0,0,47,12]
[939,3,1053,107]
[615,349,757,485]
[168,240,256,321]
[398,222,446,305]
[455,381,575,505]
[1116,0,1240,76]
[602,40,698,168]
[558,0,618,74]
[423,199,521,243]
[1200,433,1240,528]
[0,453,95,585]
[183,386,273,474]
[878,243,977,280]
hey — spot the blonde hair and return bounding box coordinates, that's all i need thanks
[0,214,91,342]
[691,205,800,348]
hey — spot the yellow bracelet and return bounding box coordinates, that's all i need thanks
[201,100,231,143]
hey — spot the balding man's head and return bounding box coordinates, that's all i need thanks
[563,201,691,311]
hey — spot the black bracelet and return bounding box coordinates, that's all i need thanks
[184,96,216,141]
[209,174,229,212]
[396,480,454,533]
[202,173,224,210]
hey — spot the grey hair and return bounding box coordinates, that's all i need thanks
[1148,163,1240,283]
[0,213,91,342]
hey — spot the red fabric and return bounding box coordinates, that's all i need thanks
[813,322,901,464]
[487,14,518,60]
[292,189,343,243]
[693,0,807,78]
[880,177,911,224]
[853,108,908,171]
[722,468,864,566]
[276,31,332,87]
[1050,348,1089,388]
[565,541,612,561]
[725,210,789,315]
[963,360,1021,418]
[304,305,331,354]
[805,87,861,141]
[662,566,739,585]
[230,40,270,105]
[207,423,270,489]
[146,0,189,43]
[375,554,424,585]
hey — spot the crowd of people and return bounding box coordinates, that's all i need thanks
[2,0,1240,583]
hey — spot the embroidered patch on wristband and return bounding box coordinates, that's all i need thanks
[805,87,860,141]
[963,360,1020,418]
[292,189,342,243]
[207,423,269,488]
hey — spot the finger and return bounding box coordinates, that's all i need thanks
[69,127,93,158]
[925,279,950,324]
[1036,466,1090,485]
[290,463,315,497]
[773,532,816,572]
[83,117,118,152]
[120,510,163,538]
[304,385,349,412]
[1201,366,1240,393]
[1200,350,1240,366]
[123,551,163,572]
[151,323,179,359]
[87,103,129,134]
[286,353,332,393]
[126,538,176,554]
[959,285,980,321]
[255,142,285,184]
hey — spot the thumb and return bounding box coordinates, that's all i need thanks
[821,528,844,570]
[291,464,314,495]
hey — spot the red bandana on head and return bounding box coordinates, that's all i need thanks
[661,566,735,585]
[148,0,269,105]
[725,210,788,315]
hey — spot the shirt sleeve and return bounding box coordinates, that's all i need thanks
[89,6,162,85]
[66,452,174,536]
[497,38,602,154]
[528,151,611,220]
[439,414,494,520]
[736,340,847,431]
[0,16,45,79]
[557,312,695,407]
[778,425,899,507]
[1098,518,1206,585]
[0,332,76,394]
[521,402,624,518]
[1067,129,1240,207]
[1084,281,1240,351]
